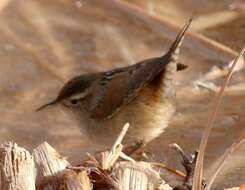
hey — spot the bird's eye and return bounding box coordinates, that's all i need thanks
[70,99,78,105]
[63,99,80,108]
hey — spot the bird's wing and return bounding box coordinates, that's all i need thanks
[89,19,192,120]
[89,57,167,120]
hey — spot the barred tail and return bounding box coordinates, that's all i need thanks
[159,19,192,98]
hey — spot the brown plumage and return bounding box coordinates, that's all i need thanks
[37,19,192,147]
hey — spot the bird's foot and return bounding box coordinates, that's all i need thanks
[123,139,145,155]
[122,140,153,161]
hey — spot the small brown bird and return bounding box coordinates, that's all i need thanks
[37,20,192,147]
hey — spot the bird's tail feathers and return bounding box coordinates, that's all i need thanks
[165,18,192,63]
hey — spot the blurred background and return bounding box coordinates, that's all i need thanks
[126,0,245,51]
[0,0,244,188]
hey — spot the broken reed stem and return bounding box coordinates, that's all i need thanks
[101,123,130,170]
[192,47,245,190]
[0,142,36,190]
[112,122,130,150]
[33,142,70,189]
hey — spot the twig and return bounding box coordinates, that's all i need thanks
[151,162,186,178]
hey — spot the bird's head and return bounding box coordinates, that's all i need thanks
[36,73,100,112]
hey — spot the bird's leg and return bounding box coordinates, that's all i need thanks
[122,139,153,161]
[170,144,204,190]
[123,139,145,155]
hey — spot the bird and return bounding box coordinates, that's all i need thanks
[37,19,192,147]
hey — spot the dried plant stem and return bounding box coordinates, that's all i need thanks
[192,47,245,190]
[101,123,130,170]
[151,162,186,178]
[0,142,36,190]
[206,136,245,190]
[112,123,130,150]
[33,142,71,190]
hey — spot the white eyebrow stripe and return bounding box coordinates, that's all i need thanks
[70,91,88,100]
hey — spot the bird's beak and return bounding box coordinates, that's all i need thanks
[36,99,58,112]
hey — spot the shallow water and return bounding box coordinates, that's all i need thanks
[0,0,244,188]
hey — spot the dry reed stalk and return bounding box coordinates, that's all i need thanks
[206,136,245,190]
[192,47,245,190]
[101,123,130,170]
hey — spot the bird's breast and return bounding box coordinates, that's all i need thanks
[82,86,175,148]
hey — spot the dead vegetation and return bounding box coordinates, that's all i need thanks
[0,124,172,190]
